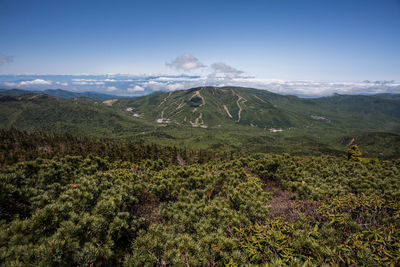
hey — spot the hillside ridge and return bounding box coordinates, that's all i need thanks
[1,86,400,158]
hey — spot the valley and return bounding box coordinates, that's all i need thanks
[1,86,400,159]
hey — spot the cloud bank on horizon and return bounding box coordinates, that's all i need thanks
[0,53,399,97]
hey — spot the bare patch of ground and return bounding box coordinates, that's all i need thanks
[244,167,320,221]
[347,137,355,146]
[158,92,172,107]
[190,112,203,127]
[267,190,298,220]
[223,104,233,118]
[253,94,269,105]
[233,91,247,122]
[102,99,118,106]
[176,101,185,110]
[266,182,321,221]
[131,191,162,226]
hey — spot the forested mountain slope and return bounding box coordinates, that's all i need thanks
[114,86,400,132]
[1,87,400,158]
[0,94,151,137]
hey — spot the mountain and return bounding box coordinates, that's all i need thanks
[42,89,125,100]
[0,88,33,96]
[0,88,123,100]
[0,93,151,137]
[372,93,400,100]
[113,87,292,128]
[113,86,400,132]
[1,86,400,158]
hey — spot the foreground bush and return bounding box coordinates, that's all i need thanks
[1,154,399,266]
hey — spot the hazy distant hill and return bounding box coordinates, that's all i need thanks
[372,93,400,100]
[0,89,33,96]
[0,88,123,100]
[1,86,400,158]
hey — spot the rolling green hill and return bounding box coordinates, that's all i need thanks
[113,86,400,131]
[1,87,400,158]
[113,87,301,128]
[0,93,152,137]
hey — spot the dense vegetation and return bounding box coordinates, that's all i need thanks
[1,87,400,265]
[1,138,399,266]
[0,129,224,167]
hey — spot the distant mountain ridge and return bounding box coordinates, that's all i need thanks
[1,86,399,158]
[372,93,400,99]
[1,87,398,101]
[0,88,125,100]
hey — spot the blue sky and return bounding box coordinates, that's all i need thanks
[0,0,399,96]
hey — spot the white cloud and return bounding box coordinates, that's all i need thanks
[55,81,68,86]
[72,81,88,85]
[127,85,145,92]
[137,75,400,96]
[72,81,104,85]
[210,62,244,78]
[72,78,97,82]
[165,83,186,91]
[3,82,17,87]
[140,81,165,91]
[166,53,205,71]
[1,74,399,97]
[107,86,118,92]
[155,76,202,82]
[20,79,52,86]
[221,78,400,96]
